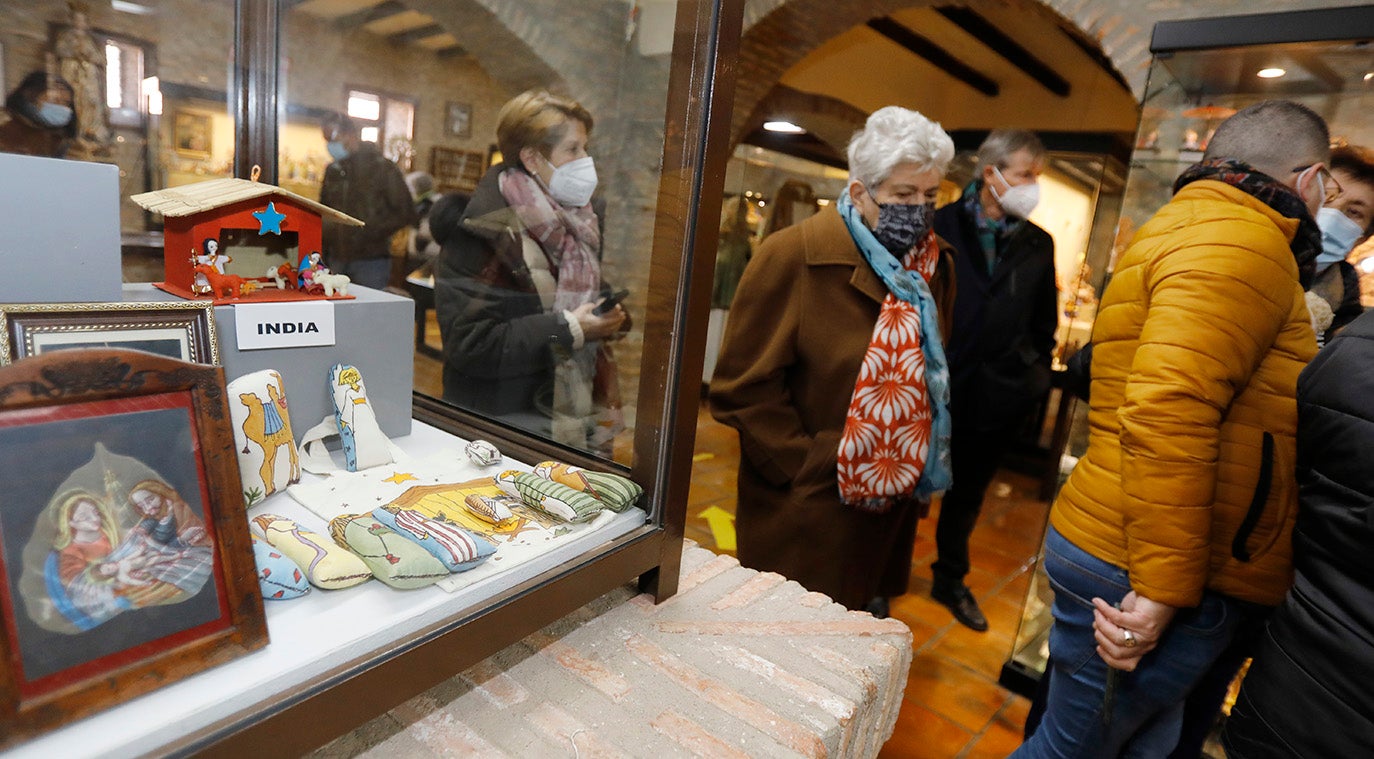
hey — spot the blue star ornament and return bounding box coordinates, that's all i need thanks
[252,201,288,235]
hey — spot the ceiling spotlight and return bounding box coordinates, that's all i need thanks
[1365,72,1374,81]
[1257,67,1286,79]
[112,0,156,13]
[764,120,805,134]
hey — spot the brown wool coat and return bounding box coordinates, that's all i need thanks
[709,205,955,610]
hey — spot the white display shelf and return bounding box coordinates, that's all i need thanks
[2,419,647,759]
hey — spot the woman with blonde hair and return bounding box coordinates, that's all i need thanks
[436,90,627,454]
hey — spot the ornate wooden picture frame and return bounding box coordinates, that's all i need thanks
[0,301,220,366]
[0,349,266,747]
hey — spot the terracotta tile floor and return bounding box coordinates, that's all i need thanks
[687,405,1050,758]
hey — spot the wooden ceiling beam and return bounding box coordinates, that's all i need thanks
[866,17,999,97]
[389,22,446,44]
[935,6,1071,97]
[335,0,407,29]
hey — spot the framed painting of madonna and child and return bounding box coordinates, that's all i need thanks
[0,348,264,747]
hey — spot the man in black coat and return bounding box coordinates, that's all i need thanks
[318,112,417,290]
[930,129,1058,631]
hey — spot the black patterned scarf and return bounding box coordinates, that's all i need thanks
[1173,159,1320,288]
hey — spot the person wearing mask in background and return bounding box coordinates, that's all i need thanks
[1163,139,1374,759]
[1306,143,1373,345]
[1011,100,1327,758]
[1218,308,1374,758]
[0,71,77,158]
[929,129,1058,631]
[435,90,626,455]
[710,106,957,617]
[317,112,416,290]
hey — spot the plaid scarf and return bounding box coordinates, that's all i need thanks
[1173,159,1321,288]
[836,192,953,512]
[498,167,602,310]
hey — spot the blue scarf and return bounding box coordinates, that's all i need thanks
[837,192,953,499]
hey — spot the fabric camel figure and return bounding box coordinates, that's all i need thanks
[235,371,300,498]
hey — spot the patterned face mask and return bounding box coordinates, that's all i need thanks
[868,190,934,254]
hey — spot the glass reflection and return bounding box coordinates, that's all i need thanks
[0,0,235,282]
[435,91,628,457]
[283,2,675,464]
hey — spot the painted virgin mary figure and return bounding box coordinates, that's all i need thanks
[43,491,131,631]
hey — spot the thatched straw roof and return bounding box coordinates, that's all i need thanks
[130,177,364,226]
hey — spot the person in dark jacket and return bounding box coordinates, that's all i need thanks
[1219,308,1374,758]
[929,129,1058,631]
[0,71,77,159]
[317,112,416,290]
[434,90,626,454]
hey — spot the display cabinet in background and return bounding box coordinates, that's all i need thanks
[1001,3,1374,698]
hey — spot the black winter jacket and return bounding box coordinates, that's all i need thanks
[433,164,605,426]
[933,194,1058,428]
[319,142,416,265]
[1222,309,1374,758]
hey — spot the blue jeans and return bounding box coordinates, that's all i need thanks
[1011,527,1245,759]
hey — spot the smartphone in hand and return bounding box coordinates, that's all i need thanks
[593,288,629,315]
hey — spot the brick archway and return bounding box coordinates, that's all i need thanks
[734,0,1362,151]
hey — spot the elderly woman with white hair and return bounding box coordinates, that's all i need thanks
[709,106,957,616]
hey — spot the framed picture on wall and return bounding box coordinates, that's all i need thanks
[431,146,486,194]
[0,348,266,747]
[172,109,212,158]
[445,101,472,139]
[0,301,220,366]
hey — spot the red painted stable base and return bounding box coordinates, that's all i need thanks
[153,281,357,306]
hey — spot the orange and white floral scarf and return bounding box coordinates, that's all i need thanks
[836,192,952,512]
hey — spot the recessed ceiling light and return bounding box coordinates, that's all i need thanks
[1257,67,1286,79]
[1365,72,1374,81]
[112,0,155,14]
[764,120,805,134]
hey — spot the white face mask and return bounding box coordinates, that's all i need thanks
[1316,206,1363,270]
[991,166,1040,218]
[545,155,598,208]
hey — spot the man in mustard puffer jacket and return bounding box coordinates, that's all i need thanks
[1013,100,1328,757]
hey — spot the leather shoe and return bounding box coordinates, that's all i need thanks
[864,596,890,619]
[932,584,988,632]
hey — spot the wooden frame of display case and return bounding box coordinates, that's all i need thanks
[161,0,746,755]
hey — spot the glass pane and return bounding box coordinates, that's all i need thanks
[282,2,686,464]
[0,1,236,285]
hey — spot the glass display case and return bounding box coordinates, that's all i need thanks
[0,0,744,754]
[1000,3,1374,698]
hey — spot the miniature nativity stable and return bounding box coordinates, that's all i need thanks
[131,176,363,304]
